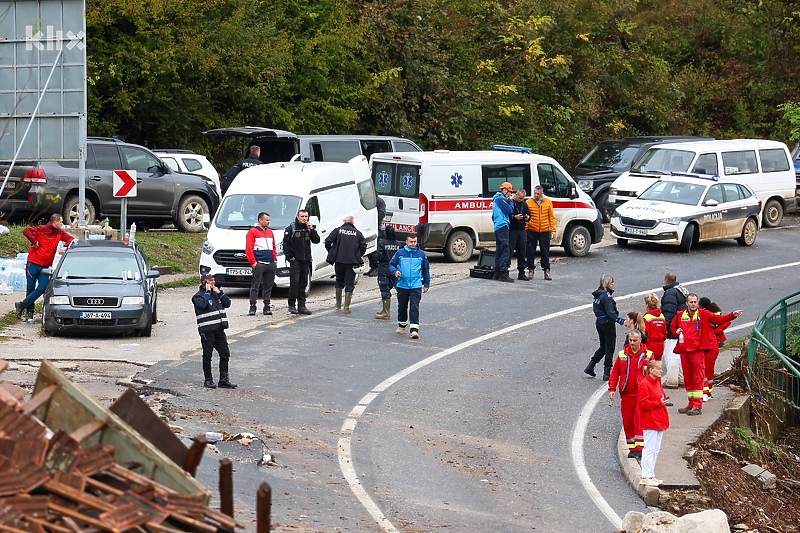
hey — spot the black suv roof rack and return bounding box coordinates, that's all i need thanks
[88,136,124,143]
[153,149,196,154]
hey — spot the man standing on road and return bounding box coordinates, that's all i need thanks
[365,195,386,277]
[492,182,515,283]
[661,272,688,387]
[15,214,74,323]
[509,188,530,281]
[525,185,556,281]
[283,209,320,315]
[325,215,366,314]
[192,274,237,389]
[245,212,278,316]
[671,294,742,415]
[389,233,430,339]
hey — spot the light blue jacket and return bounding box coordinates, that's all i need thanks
[389,245,430,290]
[492,191,514,230]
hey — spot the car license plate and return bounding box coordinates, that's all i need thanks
[226,267,252,276]
[80,312,111,319]
[624,227,648,236]
[5,181,15,189]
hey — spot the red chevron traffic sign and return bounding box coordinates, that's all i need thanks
[113,170,138,197]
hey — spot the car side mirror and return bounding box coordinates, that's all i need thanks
[569,183,579,199]
[147,269,161,279]
[42,268,53,277]
[704,199,719,207]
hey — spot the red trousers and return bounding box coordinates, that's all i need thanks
[620,393,643,452]
[681,350,706,409]
[704,344,719,396]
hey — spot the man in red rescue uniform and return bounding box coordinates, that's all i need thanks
[15,214,74,322]
[670,293,743,415]
[608,329,652,458]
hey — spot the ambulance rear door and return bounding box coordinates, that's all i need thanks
[372,156,421,238]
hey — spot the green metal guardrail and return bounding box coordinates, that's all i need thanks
[747,289,800,412]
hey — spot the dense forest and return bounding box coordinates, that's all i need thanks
[86,0,800,168]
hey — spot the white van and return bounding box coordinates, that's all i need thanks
[199,156,378,290]
[370,148,604,262]
[607,139,797,227]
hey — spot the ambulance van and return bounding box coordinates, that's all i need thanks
[371,148,604,262]
[199,155,378,290]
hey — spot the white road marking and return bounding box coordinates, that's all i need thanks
[338,260,800,531]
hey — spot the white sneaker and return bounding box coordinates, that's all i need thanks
[639,477,662,486]
[702,394,710,402]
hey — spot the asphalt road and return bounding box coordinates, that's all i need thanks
[137,215,800,532]
[2,216,798,532]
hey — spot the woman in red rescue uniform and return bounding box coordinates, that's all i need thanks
[699,297,731,402]
[643,293,667,361]
[670,293,742,415]
[608,329,652,458]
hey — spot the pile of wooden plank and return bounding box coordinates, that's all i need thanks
[0,359,244,532]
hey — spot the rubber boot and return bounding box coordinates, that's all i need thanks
[335,288,343,310]
[343,292,353,314]
[218,373,237,389]
[375,299,391,320]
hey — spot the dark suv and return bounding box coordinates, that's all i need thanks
[571,136,712,220]
[0,138,219,232]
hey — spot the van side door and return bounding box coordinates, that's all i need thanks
[481,163,532,243]
[535,163,575,241]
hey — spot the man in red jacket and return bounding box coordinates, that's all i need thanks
[15,214,74,322]
[245,212,278,316]
[608,330,652,458]
[670,293,743,415]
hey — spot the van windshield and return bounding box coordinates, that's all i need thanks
[215,194,302,229]
[577,143,640,171]
[631,149,696,174]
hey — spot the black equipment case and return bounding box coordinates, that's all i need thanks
[469,249,496,279]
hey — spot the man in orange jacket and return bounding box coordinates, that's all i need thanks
[670,294,742,415]
[15,214,74,322]
[524,185,556,280]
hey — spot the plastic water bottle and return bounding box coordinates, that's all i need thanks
[678,330,684,343]
[129,222,137,243]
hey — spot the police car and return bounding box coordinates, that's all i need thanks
[610,174,761,253]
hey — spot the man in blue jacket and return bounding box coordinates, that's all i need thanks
[389,233,430,339]
[492,181,515,283]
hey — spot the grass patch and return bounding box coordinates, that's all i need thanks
[0,224,204,275]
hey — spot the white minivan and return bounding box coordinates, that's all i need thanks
[370,148,604,262]
[607,139,797,227]
[199,156,378,290]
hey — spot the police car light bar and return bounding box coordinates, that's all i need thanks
[669,171,720,181]
[491,144,533,153]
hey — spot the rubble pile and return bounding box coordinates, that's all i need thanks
[0,359,243,532]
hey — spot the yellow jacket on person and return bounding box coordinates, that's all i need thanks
[525,197,556,233]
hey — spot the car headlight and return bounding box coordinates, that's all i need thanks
[609,187,617,195]
[202,238,215,255]
[658,217,681,225]
[49,296,69,305]
[578,180,593,192]
[121,296,145,306]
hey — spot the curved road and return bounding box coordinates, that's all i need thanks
[143,218,800,532]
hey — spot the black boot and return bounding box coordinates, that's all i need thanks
[218,373,237,389]
[602,367,612,381]
[204,378,217,389]
[583,363,596,378]
[365,266,379,277]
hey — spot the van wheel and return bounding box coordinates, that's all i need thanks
[679,224,696,253]
[176,195,209,233]
[63,196,97,226]
[445,230,474,262]
[595,190,610,223]
[563,225,591,257]
[762,199,783,228]
[736,217,758,246]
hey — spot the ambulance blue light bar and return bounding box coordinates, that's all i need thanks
[491,144,532,153]
[669,171,720,181]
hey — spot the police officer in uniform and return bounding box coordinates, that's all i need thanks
[325,215,366,314]
[192,274,237,389]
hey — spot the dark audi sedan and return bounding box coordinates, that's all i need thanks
[43,240,159,337]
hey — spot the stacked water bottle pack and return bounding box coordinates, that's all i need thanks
[0,253,29,295]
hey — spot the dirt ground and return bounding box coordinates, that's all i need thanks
[658,356,800,532]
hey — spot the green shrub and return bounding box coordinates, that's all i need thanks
[787,317,800,357]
